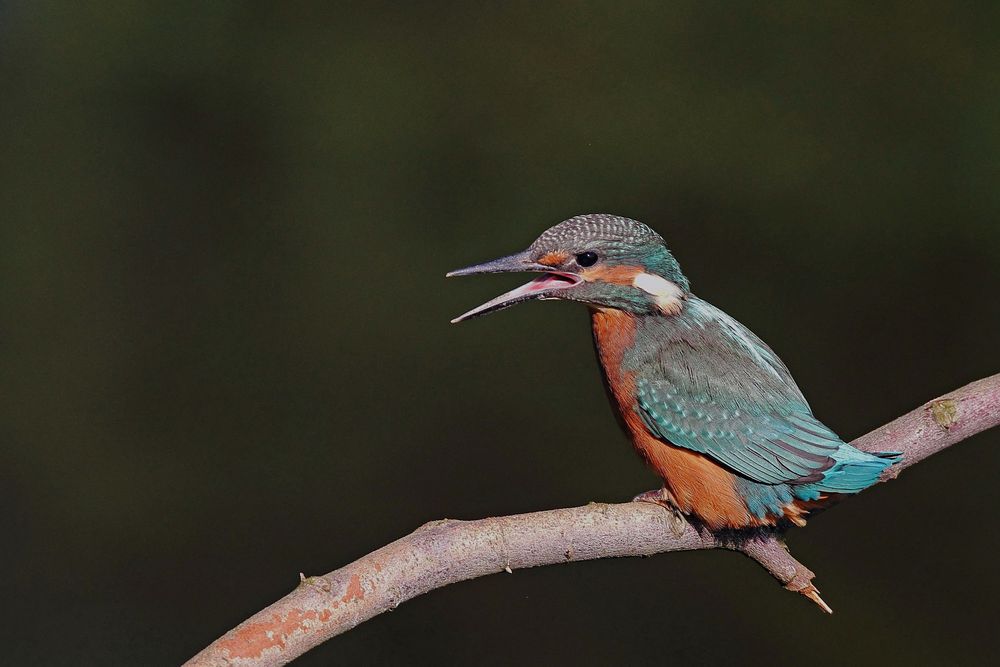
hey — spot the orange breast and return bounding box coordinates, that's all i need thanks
[591,308,760,530]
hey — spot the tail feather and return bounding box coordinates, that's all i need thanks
[734,446,903,526]
[794,445,902,498]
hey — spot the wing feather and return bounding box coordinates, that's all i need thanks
[629,299,844,486]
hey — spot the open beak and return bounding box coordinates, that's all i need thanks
[446,250,582,323]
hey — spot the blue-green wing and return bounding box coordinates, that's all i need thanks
[635,376,841,484]
[628,298,844,485]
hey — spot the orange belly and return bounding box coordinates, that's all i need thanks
[591,308,765,530]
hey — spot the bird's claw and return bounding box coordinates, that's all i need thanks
[632,488,688,537]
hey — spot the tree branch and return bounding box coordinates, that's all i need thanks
[186,373,1000,666]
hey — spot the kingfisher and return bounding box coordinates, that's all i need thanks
[448,214,901,531]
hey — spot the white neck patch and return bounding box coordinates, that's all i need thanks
[632,272,685,315]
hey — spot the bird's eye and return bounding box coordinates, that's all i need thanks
[576,251,599,267]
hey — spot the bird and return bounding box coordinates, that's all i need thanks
[447,214,901,531]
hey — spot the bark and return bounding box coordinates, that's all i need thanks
[186,373,1000,666]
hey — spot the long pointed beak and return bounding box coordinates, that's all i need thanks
[446,250,582,323]
[445,250,548,277]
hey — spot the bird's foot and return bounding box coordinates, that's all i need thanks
[631,486,677,508]
[632,487,688,537]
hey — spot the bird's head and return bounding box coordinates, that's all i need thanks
[448,214,690,323]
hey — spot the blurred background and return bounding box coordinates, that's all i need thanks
[2,2,999,665]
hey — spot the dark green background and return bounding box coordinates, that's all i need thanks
[3,2,999,665]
